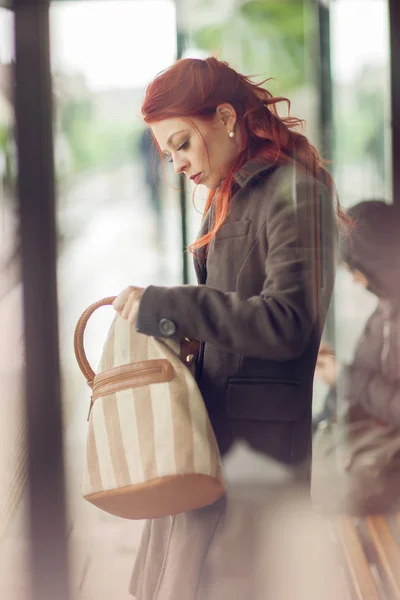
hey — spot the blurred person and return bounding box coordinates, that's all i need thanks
[113,57,342,599]
[138,127,163,241]
[315,200,400,428]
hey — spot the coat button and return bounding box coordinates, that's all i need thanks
[159,318,176,337]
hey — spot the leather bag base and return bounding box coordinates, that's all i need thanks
[84,473,225,520]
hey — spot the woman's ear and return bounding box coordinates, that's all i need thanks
[216,103,237,130]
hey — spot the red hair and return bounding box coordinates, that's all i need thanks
[142,56,348,252]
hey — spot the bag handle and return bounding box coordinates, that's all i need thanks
[74,296,116,388]
[74,296,202,388]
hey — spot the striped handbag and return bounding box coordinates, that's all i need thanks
[74,297,225,520]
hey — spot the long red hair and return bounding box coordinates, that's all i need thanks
[142,56,348,252]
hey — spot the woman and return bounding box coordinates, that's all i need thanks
[113,57,340,598]
[315,200,400,427]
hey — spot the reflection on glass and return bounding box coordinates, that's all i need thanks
[50,2,181,598]
[320,0,391,413]
[331,0,390,208]
[178,0,322,283]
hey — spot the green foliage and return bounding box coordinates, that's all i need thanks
[190,0,310,93]
[193,25,223,52]
[333,66,386,181]
[67,119,137,174]
[57,94,137,176]
[0,122,15,182]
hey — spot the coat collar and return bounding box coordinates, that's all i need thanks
[233,158,275,188]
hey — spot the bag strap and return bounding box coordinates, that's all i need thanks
[74,296,116,388]
[75,297,201,387]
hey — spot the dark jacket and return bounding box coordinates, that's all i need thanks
[136,159,336,471]
[329,201,400,426]
[335,301,400,427]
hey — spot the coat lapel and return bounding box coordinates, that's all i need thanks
[193,201,214,284]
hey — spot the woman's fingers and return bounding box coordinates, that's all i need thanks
[113,286,145,323]
[318,343,334,356]
[113,286,135,313]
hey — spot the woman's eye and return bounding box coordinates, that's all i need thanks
[177,140,189,151]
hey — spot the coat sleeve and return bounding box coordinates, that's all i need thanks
[136,175,336,360]
[343,365,400,427]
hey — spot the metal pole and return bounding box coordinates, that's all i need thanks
[317,0,333,166]
[316,0,336,351]
[175,2,189,283]
[14,1,70,598]
[389,0,400,205]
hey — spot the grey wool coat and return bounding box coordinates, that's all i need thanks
[137,158,337,469]
[131,159,337,600]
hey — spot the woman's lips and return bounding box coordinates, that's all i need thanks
[190,173,202,185]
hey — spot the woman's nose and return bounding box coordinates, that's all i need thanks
[173,154,189,174]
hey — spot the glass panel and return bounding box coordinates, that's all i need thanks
[332,0,391,209]
[50,2,178,598]
[0,6,29,600]
[179,0,322,283]
[322,0,391,419]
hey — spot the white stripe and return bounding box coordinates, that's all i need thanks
[82,449,92,496]
[150,381,177,477]
[113,315,131,367]
[91,399,117,491]
[187,374,212,475]
[116,388,144,484]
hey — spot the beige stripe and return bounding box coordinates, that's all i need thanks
[130,327,158,480]
[150,380,176,477]
[92,399,117,491]
[83,418,102,495]
[187,375,212,475]
[117,388,144,483]
[102,392,131,488]
[132,384,158,479]
[206,414,219,478]
[169,362,194,475]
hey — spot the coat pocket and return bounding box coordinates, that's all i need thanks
[226,378,306,422]
[215,220,251,241]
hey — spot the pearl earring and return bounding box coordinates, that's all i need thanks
[228,129,235,138]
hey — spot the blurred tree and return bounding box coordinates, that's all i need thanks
[54,71,135,176]
[333,64,386,180]
[189,0,310,93]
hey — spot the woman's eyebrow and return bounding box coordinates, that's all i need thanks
[165,129,187,147]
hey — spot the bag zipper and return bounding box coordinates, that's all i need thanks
[93,365,164,391]
[88,365,165,421]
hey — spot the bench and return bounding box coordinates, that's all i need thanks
[333,514,400,599]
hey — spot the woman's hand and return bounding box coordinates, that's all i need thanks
[113,286,145,325]
[315,343,339,387]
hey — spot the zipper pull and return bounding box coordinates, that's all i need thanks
[86,379,94,422]
[87,394,94,422]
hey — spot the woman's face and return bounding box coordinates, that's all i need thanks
[150,106,242,190]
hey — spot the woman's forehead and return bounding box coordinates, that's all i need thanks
[151,118,192,146]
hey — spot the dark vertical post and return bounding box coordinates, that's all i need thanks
[315,0,339,421]
[176,27,190,283]
[316,0,336,349]
[389,0,400,205]
[317,0,333,165]
[14,1,70,599]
